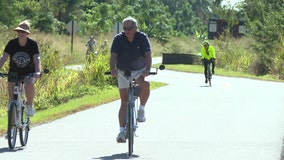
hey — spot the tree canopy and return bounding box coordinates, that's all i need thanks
[0,0,229,39]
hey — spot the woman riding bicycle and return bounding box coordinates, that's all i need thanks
[0,20,41,118]
[201,40,216,84]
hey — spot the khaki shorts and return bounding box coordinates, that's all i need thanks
[117,68,145,89]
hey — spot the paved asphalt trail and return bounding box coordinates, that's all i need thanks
[0,59,284,160]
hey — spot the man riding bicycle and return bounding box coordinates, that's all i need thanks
[109,16,152,143]
[201,40,216,83]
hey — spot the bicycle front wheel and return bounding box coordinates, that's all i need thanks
[207,64,212,87]
[127,104,134,157]
[7,102,18,149]
[19,106,30,146]
[208,75,212,87]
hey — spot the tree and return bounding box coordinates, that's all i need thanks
[174,2,204,36]
[190,0,213,23]
[0,0,20,26]
[132,0,174,43]
[241,0,284,75]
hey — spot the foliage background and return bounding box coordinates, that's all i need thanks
[0,0,283,114]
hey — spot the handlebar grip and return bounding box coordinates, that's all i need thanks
[0,73,8,78]
[105,71,111,75]
[43,68,50,74]
[149,72,157,75]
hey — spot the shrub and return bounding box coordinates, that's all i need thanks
[35,68,81,109]
[250,58,268,76]
[271,45,284,79]
[82,53,110,85]
[215,38,253,73]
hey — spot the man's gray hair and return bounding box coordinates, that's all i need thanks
[122,16,137,27]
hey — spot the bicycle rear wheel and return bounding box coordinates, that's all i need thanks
[19,106,30,146]
[7,102,18,149]
[127,104,134,157]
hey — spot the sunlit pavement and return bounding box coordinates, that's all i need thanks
[0,57,284,160]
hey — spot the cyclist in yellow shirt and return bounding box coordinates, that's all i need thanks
[201,40,216,83]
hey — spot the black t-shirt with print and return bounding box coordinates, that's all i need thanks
[4,37,39,76]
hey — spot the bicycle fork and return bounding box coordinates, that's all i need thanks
[11,84,25,128]
[8,101,21,127]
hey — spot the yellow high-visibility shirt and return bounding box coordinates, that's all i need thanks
[201,46,216,60]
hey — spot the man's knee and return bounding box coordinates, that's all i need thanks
[139,81,150,90]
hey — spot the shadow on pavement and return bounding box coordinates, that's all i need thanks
[199,85,211,87]
[93,153,139,160]
[0,146,24,153]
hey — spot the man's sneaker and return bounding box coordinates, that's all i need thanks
[137,109,146,122]
[205,79,208,84]
[27,105,35,117]
[116,131,126,143]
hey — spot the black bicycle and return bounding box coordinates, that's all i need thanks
[106,64,165,157]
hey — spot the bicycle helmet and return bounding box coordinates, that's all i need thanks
[203,40,210,46]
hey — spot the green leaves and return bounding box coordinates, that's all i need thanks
[243,0,284,75]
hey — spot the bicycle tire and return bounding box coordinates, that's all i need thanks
[7,102,18,149]
[19,106,30,146]
[208,72,212,87]
[207,63,212,87]
[127,103,134,157]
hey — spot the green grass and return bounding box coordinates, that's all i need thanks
[0,81,167,135]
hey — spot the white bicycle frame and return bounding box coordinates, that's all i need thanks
[10,81,27,128]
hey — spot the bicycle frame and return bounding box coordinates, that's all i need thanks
[11,81,27,127]
[10,75,31,149]
[0,73,31,149]
[105,64,165,157]
[125,75,139,157]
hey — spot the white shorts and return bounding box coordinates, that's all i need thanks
[117,68,145,89]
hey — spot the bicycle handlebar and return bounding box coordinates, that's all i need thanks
[0,68,50,79]
[104,71,157,76]
[105,64,165,76]
[104,71,111,75]
[0,73,8,78]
